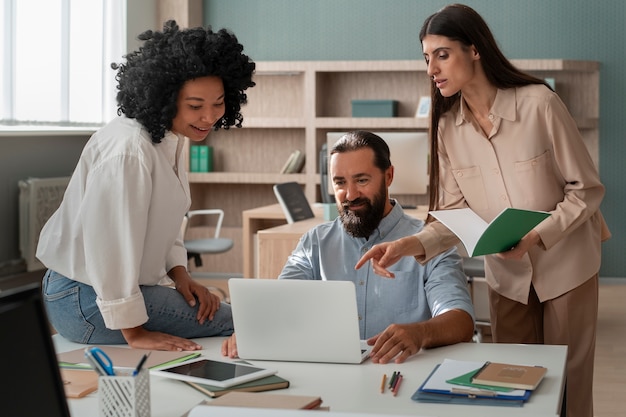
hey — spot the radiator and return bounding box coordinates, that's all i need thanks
[18,177,71,271]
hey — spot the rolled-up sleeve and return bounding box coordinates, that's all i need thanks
[423,248,475,323]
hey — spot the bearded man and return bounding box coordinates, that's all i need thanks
[222,131,475,364]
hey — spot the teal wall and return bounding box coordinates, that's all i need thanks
[205,0,626,278]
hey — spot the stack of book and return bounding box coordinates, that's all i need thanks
[412,358,547,406]
[183,391,326,416]
[184,374,290,398]
[198,391,323,409]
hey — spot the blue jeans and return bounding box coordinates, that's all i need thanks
[42,269,233,344]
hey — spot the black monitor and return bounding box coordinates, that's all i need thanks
[0,280,71,417]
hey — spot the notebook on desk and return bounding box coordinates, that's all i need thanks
[228,278,371,364]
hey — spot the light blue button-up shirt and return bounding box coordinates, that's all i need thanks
[279,201,475,339]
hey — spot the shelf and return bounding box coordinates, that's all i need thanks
[511,59,599,72]
[255,59,598,73]
[310,60,427,72]
[315,117,429,130]
[241,117,306,128]
[314,113,594,131]
[189,172,307,185]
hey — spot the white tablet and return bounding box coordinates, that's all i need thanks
[150,357,277,388]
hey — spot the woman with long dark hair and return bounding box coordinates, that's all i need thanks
[357,5,609,416]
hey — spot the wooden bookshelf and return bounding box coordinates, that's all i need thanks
[184,59,599,276]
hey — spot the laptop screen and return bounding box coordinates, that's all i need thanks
[229,278,371,364]
[0,281,71,417]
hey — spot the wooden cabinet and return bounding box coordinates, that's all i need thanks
[185,59,599,276]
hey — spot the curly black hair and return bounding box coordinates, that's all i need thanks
[111,20,255,143]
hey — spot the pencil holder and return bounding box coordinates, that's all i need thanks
[98,367,151,417]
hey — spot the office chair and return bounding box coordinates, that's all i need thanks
[182,209,234,302]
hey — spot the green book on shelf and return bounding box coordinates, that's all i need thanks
[190,146,200,172]
[429,207,550,257]
[198,145,210,172]
[183,374,290,398]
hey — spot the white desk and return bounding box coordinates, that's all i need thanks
[54,336,566,417]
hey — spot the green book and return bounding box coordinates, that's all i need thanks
[446,368,514,393]
[183,374,290,398]
[57,347,200,371]
[429,207,550,257]
[151,352,202,370]
[198,146,209,172]
[190,146,200,172]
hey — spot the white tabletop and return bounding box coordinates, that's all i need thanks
[53,336,565,417]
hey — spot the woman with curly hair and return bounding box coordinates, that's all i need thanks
[36,21,255,351]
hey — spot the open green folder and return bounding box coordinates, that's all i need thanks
[429,207,550,256]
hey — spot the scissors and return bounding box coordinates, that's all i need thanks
[84,346,115,376]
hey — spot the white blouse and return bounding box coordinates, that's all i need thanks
[37,116,191,329]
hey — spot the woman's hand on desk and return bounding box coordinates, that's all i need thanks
[121,327,202,351]
[221,334,239,358]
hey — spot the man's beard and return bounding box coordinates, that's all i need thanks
[339,183,386,239]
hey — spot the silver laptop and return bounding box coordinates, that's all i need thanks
[228,278,372,364]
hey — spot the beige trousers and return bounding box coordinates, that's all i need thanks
[489,275,598,417]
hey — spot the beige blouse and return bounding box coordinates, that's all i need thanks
[416,85,610,304]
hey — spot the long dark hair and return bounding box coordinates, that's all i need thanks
[419,4,551,211]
